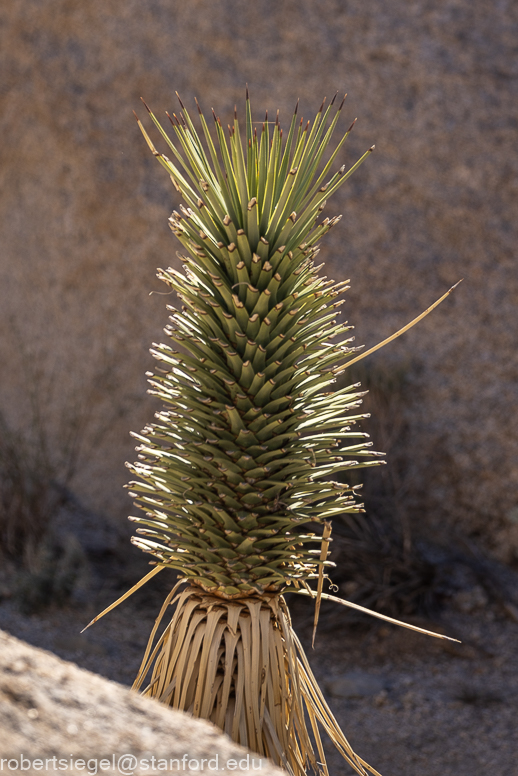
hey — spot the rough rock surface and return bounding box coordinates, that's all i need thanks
[0,629,281,775]
[0,0,517,557]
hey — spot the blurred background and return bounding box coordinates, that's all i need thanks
[0,2,517,774]
[1,0,516,570]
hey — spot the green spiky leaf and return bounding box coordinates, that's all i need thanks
[128,93,383,598]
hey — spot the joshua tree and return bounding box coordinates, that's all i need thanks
[87,90,457,776]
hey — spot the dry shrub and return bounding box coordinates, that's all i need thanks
[0,411,64,565]
[328,360,438,619]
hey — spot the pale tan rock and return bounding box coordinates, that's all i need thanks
[0,629,281,775]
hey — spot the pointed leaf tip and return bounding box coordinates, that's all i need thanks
[175,91,185,109]
[347,117,357,133]
[194,96,202,114]
[339,93,347,110]
[330,91,338,106]
[369,144,375,151]
[140,97,151,113]
[294,98,299,115]
[246,83,249,100]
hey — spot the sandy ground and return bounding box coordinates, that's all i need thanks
[0,560,517,776]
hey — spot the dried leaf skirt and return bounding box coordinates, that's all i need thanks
[134,584,380,776]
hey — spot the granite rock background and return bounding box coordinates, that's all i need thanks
[0,0,517,560]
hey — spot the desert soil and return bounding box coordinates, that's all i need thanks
[0,560,516,776]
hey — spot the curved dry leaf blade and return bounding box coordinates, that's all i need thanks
[344,281,463,369]
[80,565,165,633]
[293,587,460,642]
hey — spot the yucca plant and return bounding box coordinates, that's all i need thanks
[86,90,458,776]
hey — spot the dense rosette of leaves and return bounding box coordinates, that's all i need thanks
[127,93,383,598]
